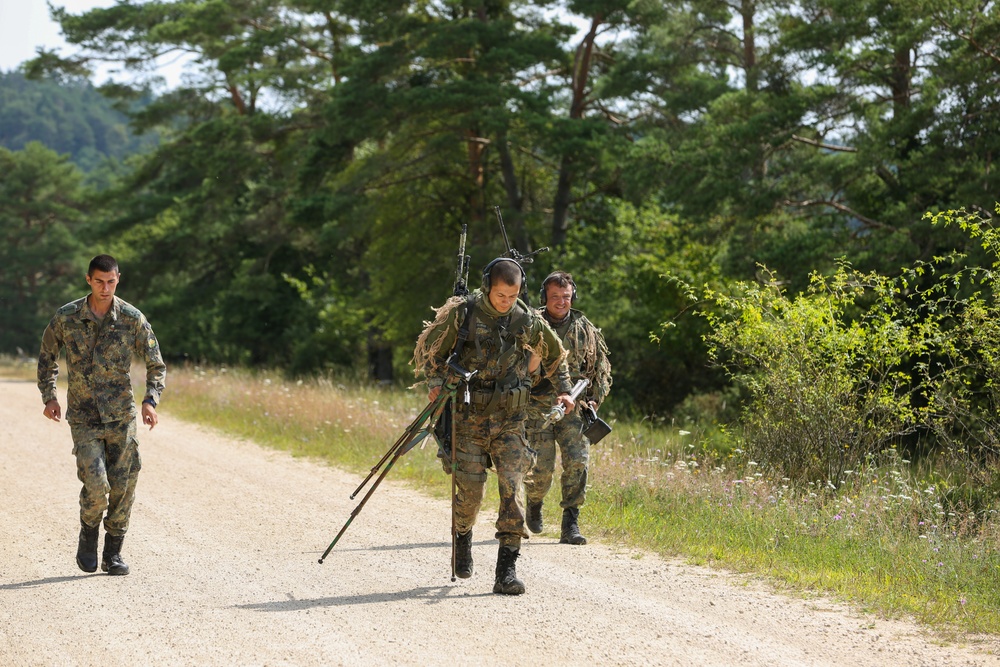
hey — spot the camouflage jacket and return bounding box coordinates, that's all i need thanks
[37,295,166,425]
[412,290,573,395]
[531,308,611,407]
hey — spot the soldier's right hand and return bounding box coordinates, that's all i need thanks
[43,399,62,422]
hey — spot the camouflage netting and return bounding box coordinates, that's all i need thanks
[410,295,465,383]
[571,316,612,402]
[525,326,566,381]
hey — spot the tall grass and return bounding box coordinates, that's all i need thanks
[5,357,999,639]
[165,365,465,498]
[589,438,1000,635]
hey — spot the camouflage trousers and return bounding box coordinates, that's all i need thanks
[452,406,534,548]
[69,419,141,536]
[524,402,589,509]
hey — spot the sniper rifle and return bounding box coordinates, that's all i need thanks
[493,205,548,302]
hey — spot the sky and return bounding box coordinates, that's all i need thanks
[0,0,187,86]
[0,1,590,89]
[0,1,111,73]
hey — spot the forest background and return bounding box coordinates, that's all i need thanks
[3,0,1000,436]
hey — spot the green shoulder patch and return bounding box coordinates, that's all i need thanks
[119,302,142,319]
[56,301,82,315]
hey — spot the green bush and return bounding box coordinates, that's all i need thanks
[695,263,938,482]
[922,208,1000,475]
[671,207,1000,488]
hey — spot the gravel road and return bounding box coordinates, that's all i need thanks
[1,377,998,666]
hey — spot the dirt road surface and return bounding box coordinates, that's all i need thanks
[1,377,998,666]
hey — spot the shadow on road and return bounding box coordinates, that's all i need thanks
[306,537,505,554]
[1,574,102,589]
[235,585,492,611]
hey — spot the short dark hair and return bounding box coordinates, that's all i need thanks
[542,271,575,292]
[88,254,119,276]
[489,259,522,288]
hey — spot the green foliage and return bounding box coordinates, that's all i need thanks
[676,207,1000,486]
[0,71,155,172]
[693,262,938,482]
[921,208,1000,473]
[18,0,1000,427]
[548,199,726,414]
[0,143,89,355]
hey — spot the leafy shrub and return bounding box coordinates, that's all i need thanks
[670,206,1000,488]
[922,208,1000,475]
[681,262,942,483]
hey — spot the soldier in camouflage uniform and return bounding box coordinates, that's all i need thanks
[37,254,166,576]
[413,258,574,595]
[524,271,611,545]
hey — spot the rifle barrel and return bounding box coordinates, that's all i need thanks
[456,224,468,293]
[494,205,512,257]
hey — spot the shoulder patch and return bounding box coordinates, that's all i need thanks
[118,302,142,319]
[56,300,82,315]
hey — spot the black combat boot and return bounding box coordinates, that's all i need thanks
[492,545,525,595]
[526,502,543,534]
[101,534,130,576]
[455,530,474,579]
[559,507,587,545]
[76,520,99,573]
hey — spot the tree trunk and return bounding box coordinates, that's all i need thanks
[551,14,602,247]
[367,334,393,383]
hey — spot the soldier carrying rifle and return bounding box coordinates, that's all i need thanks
[412,255,574,595]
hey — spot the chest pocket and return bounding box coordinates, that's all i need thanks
[470,321,499,366]
[63,321,97,365]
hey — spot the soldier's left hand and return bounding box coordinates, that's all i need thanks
[141,402,158,430]
[557,393,576,412]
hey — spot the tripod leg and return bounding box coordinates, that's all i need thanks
[319,438,409,564]
[450,398,458,581]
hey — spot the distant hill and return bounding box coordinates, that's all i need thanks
[0,70,157,171]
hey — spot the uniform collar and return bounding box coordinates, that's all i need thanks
[82,294,120,323]
[477,289,519,319]
[543,308,574,328]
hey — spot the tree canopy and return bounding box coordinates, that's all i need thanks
[0,71,156,172]
[6,0,1000,417]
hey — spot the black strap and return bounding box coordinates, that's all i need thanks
[451,294,477,360]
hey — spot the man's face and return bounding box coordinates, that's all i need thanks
[544,283,573,320]
[86,269,119,306]
[488,279,521,314]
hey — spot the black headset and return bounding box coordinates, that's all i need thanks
[481,257,526,294]
[539,271,578,305]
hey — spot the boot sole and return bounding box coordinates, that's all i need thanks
[493,582,525,595]
[101,561,130,576]
[559,536,588,545]
[456,568,473,579]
